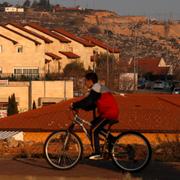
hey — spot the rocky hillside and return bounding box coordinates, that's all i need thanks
[0,9,179,68]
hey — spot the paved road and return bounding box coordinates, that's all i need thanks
[0,159,179,180]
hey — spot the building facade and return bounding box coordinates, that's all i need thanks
[0,23,120,77]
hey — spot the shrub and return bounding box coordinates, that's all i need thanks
[7,94,19,116]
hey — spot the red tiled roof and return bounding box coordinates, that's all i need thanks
[0,94,179,133]
[0,34,18,44]
[6,23,53,44]
[45,52,61,60]
[129,57,170,75]
[59,51,80,59]
[1,26,41,46]
[52,28,94,47]
[82,35,120,53]
[25,23,71,43]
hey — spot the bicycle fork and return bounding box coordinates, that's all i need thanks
[57,131,70,165]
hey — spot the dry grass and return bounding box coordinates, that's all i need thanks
[153,134,180,161]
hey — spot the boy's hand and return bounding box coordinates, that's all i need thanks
[70,103,73,110]
[70,103,76,110]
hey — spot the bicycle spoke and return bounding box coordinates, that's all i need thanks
[112,132,151,172]
[58,154,64,166]
[65,155,74,165]
[45,130,82,169]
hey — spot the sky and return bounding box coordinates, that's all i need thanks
[2,0,180,20]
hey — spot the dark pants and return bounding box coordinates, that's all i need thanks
[90,117,110,154]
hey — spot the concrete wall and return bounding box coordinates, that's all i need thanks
[31,80,73,108]
[0,82,29,112]
[0,80,73,113]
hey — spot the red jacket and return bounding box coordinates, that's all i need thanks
[73,83,119,120]
[97,92,119,120]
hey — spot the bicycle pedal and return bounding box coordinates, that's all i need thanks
[89,155,103,160]
[91,156,104,160]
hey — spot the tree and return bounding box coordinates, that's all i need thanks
[31,0,38,8]
[63,61,86,77]
[88,26,101,34]
[23,0,31,8]
[7,94,18,116]
[95,53,118,89]
[63,62,86,94]
[2,2,10,7]
[38,0,51,11]
[32,100,37,109]
[173,66,180,80]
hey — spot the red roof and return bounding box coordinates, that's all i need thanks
[59,51,80,59]
[1,26,41,46]
[25,23,71,43]
[129,57,170,75]
[6,23,53,44]
[82,35,120,53]
[53,28,94,47]
[0,94,179,133]
[0,34,18,44]
[45,52,61,60]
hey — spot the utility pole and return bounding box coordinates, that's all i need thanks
[131,23,139,91]
[106,49,109,87]
[105,24,110,87]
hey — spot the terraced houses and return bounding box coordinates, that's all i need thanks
[0,22,120,77]
[0,23,120,115]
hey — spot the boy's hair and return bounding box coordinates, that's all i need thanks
[85,72,98,84]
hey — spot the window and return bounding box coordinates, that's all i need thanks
[0,45,2,53]
[17,46,23,53]
[14,67,39,77]
[69,47,73,52]
[14,69,22,74]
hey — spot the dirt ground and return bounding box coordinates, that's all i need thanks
[0,159,179,180]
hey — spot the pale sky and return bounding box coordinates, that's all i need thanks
[3,0,180,20]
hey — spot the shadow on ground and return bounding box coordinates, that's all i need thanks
[14,158,180,179]
[81,159,180,180]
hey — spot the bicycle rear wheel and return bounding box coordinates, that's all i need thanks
[44,130,83,170]
[111,131,151,172]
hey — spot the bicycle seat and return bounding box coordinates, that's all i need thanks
[106,119,119,130]
[108,119,119,126]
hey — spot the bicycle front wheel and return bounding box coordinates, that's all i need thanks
[44,130,83,170]
[112,131,152,172]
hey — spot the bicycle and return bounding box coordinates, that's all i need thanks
[44,109,152,172]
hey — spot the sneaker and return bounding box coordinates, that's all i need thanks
[89,154,103,160]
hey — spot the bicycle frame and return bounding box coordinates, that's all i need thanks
[67,110,112,153]
[68,110,92,142]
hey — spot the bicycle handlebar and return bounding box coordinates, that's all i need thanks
[69,107,91,126]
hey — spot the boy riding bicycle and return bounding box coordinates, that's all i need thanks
[71,72,119,160]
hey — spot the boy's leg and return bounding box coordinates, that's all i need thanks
[90,117,101,153]
[91,119,110,155]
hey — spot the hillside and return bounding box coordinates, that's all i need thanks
[0,9,179,69]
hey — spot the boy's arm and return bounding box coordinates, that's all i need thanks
[72,90,101,111]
